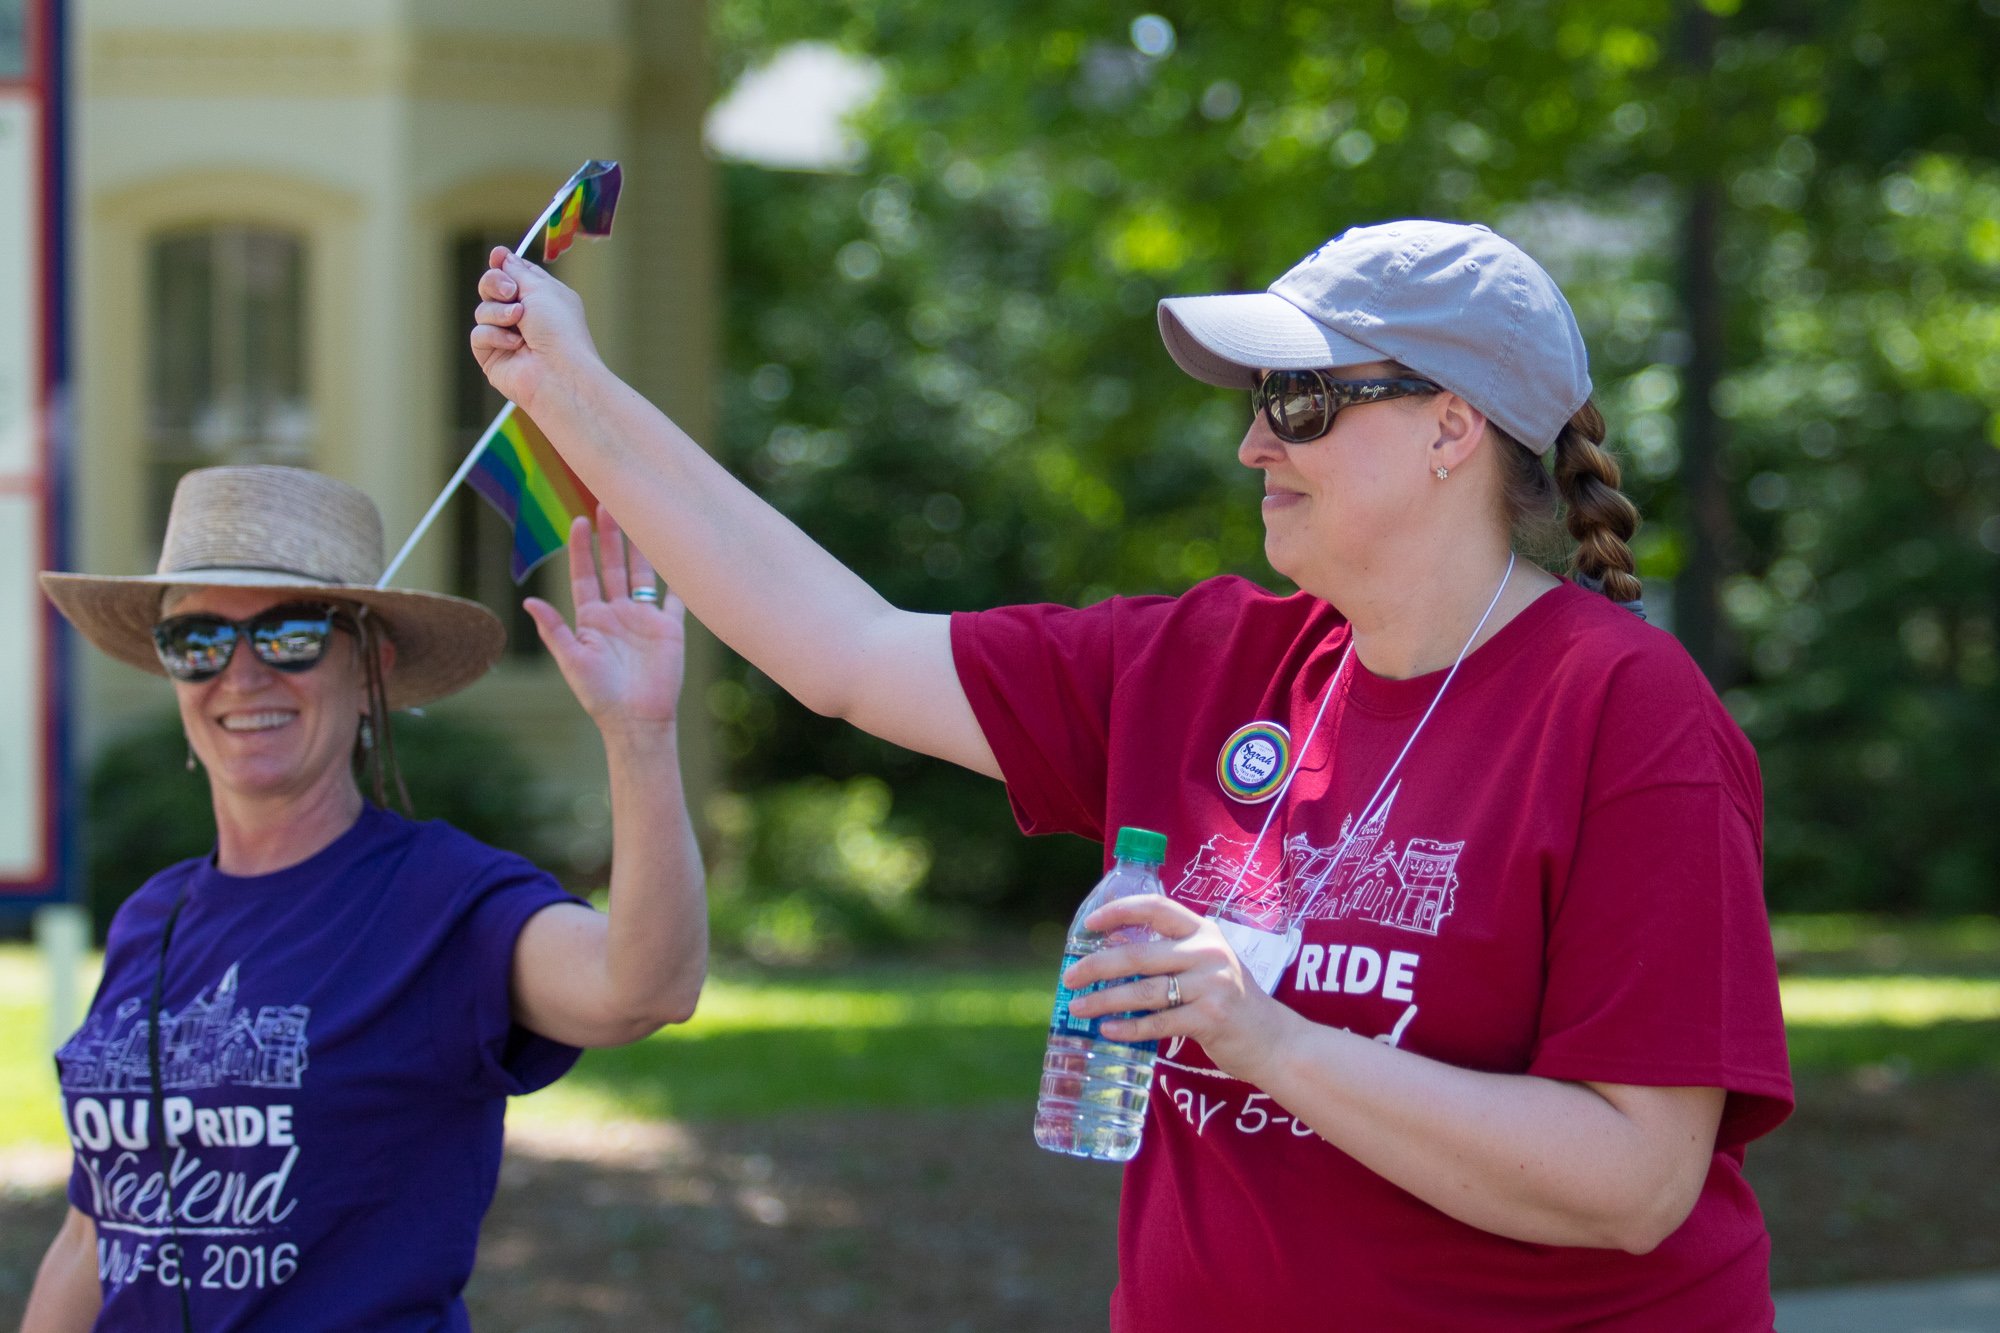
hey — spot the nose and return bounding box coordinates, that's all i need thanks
[1238,412,1287,470]
[214,635,279,690]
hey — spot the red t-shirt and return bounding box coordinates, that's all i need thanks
[952,576,1792,1331]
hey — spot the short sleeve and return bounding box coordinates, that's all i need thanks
[952,601,1123,841]
[1529,779,1793,1148]
[433,864,583,1097]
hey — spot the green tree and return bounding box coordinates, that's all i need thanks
[707,0,2000,916]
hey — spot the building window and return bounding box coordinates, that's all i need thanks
[451,229,546,656]
[146,227,311,544]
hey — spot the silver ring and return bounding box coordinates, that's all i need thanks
[1164,975,1183,1009]
[631,585,661,605]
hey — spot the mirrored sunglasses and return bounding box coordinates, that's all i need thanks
[1254,370,1442,444]
[152,602,357,683]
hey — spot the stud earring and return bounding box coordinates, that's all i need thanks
[1435,466,1450,480]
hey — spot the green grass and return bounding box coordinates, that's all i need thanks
[0,946,100,1149]
[551,1024,1052,1121]
[1779,976,2000,1025]
[1778,974,2000,1075]
[516,969,1056,1124]
[1784,1021,2000,1074]
[1771,913,2000,975]
[6,922,2000,1148]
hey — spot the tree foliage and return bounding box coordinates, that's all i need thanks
[708,0,2000,919]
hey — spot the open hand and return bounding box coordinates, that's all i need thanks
[524,506,686,735]
[471,248,601,412]
[1062,894,1301,1085]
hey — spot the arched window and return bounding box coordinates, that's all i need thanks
[146,226,310,542]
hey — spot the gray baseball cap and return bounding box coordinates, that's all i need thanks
[1157,219,1591,452]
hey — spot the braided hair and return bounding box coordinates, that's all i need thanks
[1495,401,1642,605]
[352,607,414,814]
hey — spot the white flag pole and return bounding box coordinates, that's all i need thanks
[511,173,579,259]
[373,171,586,591]
[378,402,516,589]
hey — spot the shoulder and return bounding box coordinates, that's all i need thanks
[95,859,209,993]
[322,807,563,920]
[103,858,206,947]
[955,576,1333,674]
[391,812,553,890]
[1147,575,1322,633]
[1535,583,1758,808]
[1538,582,1703,691]
[369,814,578,955]
[1117,576,1340,674]
[1042,575,1333,649]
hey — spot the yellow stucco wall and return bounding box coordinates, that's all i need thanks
[70,0,716,865]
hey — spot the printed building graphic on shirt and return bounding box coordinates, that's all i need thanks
[58,963,311,1093]
[1174,785,1463,936]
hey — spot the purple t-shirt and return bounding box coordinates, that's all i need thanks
[56,803,581,1332]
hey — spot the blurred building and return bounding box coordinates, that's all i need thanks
[69,0,717,863]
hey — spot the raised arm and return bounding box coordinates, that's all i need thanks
[509,510,708,1047]
[470,251,999,780]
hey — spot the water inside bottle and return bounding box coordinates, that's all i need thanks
[1034,842,1165,1163]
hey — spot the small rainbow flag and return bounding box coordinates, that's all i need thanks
[543,160,623,263]
[466,406,600,583]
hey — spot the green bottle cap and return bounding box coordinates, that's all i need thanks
[1113,827,1168,866]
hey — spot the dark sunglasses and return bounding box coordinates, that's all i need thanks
[152,602,358,683]
[1253,370,1442,444]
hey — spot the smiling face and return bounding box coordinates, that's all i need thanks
[165,586,371,804]
[1238,360,1462,595]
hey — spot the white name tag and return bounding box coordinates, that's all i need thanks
[1215,918,1303,996]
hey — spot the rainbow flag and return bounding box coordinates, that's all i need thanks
[542,160,623,263]
[466,407,599,583]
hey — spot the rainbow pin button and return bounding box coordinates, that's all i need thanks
[1217,721,1292,804]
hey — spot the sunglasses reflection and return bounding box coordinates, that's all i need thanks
[153,602,357,683]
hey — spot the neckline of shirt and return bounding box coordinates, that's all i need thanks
[1333,577,1581,719]
[194,801,394,892]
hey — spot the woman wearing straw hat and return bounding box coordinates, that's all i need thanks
[22,465,708,1333]
[470,219,1792,1326]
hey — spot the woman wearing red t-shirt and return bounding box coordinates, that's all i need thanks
[472,219,1792,1328]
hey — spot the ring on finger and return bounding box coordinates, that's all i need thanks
[632,585,662,606]
[1165,975,1184,1009]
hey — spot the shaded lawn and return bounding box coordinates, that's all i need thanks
[547,1017,2000,1126]
[518,969,1056,1123]
[8,945,2000,1139]
[1785,1020,2000,1075]
[562,1023,1052,1121]
[6,937,2000,1327]
[512,966,2000,1128]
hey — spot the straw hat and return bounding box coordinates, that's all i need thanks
[41,465,506,709]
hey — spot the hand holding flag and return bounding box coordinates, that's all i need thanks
[380,160,623,590]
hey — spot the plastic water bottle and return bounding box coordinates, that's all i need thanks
[1035,827,1169,1162]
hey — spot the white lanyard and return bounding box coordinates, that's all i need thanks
[1213,553,1516,993]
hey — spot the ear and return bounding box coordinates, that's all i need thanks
[1428,392,1489,473]
[374,633,398,678]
